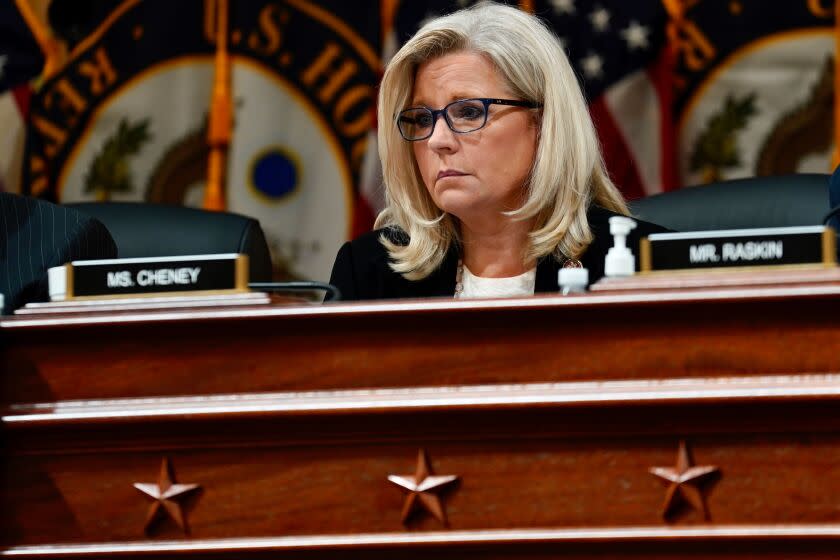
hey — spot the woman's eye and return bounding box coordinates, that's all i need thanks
[454,106,483,120]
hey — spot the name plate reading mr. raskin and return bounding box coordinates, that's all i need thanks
[639,226,836,273]
[48,254,249,300]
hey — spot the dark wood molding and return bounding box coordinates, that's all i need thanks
[4,526,840,558]
[4,281,840,556]
[5,285,840,406]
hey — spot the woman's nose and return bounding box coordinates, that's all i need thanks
[427,114,457,151]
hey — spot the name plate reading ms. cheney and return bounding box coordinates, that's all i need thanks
[48,254,249,300]
[639,226,836,273]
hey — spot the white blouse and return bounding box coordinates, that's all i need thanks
[456,264,537,299]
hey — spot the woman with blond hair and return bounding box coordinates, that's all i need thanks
[330,2,665,300]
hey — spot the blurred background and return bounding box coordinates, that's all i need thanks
[0,0,834,281]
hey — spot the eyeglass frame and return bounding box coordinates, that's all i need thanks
[396,97,542,142]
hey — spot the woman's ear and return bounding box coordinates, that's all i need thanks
[530,107,543,131]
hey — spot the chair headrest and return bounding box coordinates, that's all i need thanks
[66,202,273,282]
[629,174,829,232]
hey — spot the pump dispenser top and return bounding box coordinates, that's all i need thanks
[604,216,637,277]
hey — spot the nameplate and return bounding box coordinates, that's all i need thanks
[48,254,249,300]
[640,226,836,272]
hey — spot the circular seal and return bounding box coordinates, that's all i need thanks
[678,29,833,186]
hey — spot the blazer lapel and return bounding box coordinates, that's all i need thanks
[534,256,561,294]
[427,247,459,297]
[376,244,459,299]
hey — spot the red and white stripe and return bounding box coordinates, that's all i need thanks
[0,84,31,193]
[591,47,677,200]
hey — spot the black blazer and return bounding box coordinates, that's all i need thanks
[329,205,669,301]
[1,193,118,313]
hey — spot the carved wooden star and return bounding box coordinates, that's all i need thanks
[649,440,719,521]
[388,449,459,526]
[134,458,201,534]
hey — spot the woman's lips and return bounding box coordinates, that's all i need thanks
[437,170,467,182]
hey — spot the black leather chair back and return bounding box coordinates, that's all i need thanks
[67,202,273,282]
[629,174,830,232]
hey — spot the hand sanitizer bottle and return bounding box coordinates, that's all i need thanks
[605,216,637,277]
[558,267,589,295]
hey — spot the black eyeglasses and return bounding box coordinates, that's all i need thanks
[397,97,541,141]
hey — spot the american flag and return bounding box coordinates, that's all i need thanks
[387,0,677,201]
[0,0,44,192]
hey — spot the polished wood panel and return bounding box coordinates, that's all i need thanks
[3,285,840,405]
[3,281,840,557]
[4,379,840,547]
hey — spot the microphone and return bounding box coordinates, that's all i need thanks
[248,281,342,301]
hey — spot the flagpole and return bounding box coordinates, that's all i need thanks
[380,0,397,49]
[517,0,534,12]
[204,0,232,211]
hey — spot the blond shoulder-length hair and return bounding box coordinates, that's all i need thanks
[376,1,628,280]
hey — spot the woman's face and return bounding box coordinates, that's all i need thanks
[410,51,539,224]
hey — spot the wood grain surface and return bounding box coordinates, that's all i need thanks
[3,285,840,404]
[2,282,840,557]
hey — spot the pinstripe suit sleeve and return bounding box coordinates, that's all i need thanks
[1,194,117,314]
[63,209,118,264]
